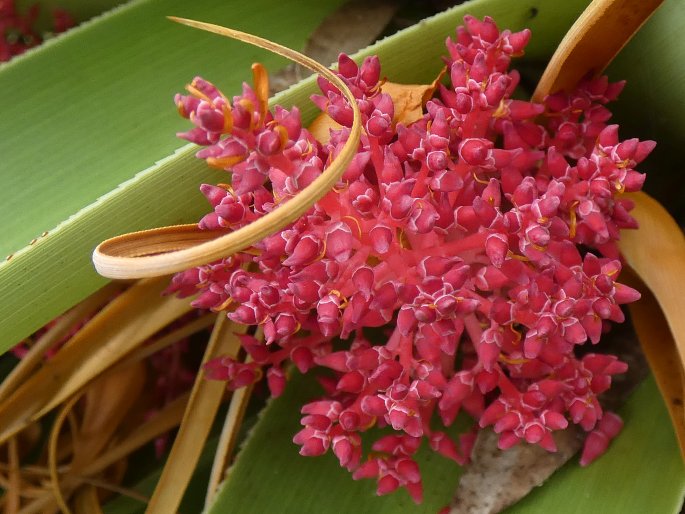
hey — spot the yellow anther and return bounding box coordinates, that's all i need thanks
[509,324,523,343]
[275,124,290,149]
[222,103,234,133]
[616,159,630,169]
[397,228,411,250]
[219,184,237,198]
[342,215,363,239]
[329,289,349,309]
[507,250,531,262]
[206,154,247,170]
[498,353,530,365]
[211,297,234,312]
[473,172,490,185]
[332,182,349,194]
[368,77,387,96]
[315,239,328,261]
[492,99,509,118]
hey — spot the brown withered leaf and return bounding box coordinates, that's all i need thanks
[70,361,147,473]
[381,67,445,126]
[618,191,685,459]
[533,0,664,101]
[0,277,192,446]
[18,393,190,513]
[308,113,342,145]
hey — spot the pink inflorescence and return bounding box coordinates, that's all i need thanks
[169,16,653,503]
[0,0,74,62]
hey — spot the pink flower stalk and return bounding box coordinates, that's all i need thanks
[169,16,653,502]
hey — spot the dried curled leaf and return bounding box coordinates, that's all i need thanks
[618,191,685,458]
[381,67,445,126]
[0,277,192,445]
[533,0,664,101]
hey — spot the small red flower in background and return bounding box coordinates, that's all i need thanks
[169,15,652,502]
[0,0,74,62]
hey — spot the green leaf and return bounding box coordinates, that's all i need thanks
[505,376,685,513]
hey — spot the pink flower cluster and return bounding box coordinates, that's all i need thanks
[168,16,652,502]
[0,0,73,62]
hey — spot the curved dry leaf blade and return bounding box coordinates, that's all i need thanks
[92,18,362,281]
[7,437,20,513]
[73,485,104,514]
[617,191,685,456]
[118,312,216,368]
[533,0,664,101]
[81,392,189,479]
[93,225,227,257]
[623,271,685,459]
[48,395,81,514]
[71,361,147,472]
[0,277,192,445]
[19,392,190,514]
[145,316,246,514]
[101,434,223,514]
